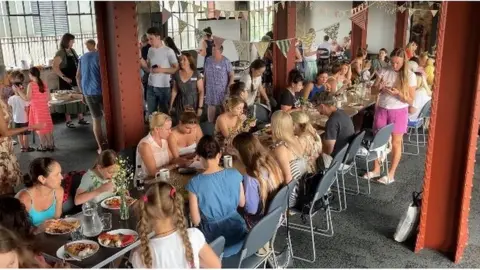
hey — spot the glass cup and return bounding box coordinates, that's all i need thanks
[101,212,112,231]
[70,226,83,241]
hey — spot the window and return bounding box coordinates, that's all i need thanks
[165,0,208,51]
[249,0,274,42]
[0,1,96,69]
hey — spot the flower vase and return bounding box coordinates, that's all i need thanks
[120,192,130,220]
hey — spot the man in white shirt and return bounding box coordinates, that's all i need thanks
[318,35,331,54]
[140,27,179,115]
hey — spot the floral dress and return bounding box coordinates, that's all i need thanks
[0,100,22,195]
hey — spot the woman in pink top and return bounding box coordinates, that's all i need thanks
[368,48,416,184]
[16,67,54,152]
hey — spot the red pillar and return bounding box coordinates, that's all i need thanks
[272,1,296,98]
[394,2,408,48]
[350,2,368,56]
[415,1,480,263]
[95,1,145,151]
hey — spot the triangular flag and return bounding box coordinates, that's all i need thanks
[233,11,239,20]
[162,8,171,24]
[179,1,188,12]
[192,5,199,18]
[254,41,270,58]
[274,3,279,13]
[241,11,249,20]
[212,36,225,47]
[309,2,314,10]
[281,1,286,9]
[168,1,175,10]
[431,10,438,17]
[251,10,257,19]
[409,8,415,16]
[214,10,221,19]
[398,6,406,13]
[275,39,292,58]
[428,1,434,7]
[178,18,188,34]
[233,40,247,55]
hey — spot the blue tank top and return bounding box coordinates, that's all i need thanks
[23,189,57,226]
[308,84,326,99]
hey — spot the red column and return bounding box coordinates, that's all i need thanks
[95,2,145,151]
[415,1,480,263]
[272,1,296,98]
[394,2,408,48]
[350,2,368,56]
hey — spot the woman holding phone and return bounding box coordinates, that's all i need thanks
[367,48,416,185]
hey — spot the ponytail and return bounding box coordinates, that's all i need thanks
[29,67,45,93]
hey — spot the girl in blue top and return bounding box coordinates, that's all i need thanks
[302,70,328,101]
[186,135,247,257]
[16,157,64,227]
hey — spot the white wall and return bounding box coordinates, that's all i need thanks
[310,1,352,45]
[366,5,395,53]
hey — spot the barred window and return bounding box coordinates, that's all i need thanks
[0,1,96,69]
[249,0,273,42]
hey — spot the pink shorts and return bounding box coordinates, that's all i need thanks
[373,106,408,134]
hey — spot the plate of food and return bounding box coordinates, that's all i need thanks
[56,245,80,261]
[64,240,99,260]
[45,218,81,235]
[98,229,138,248]
[100,196,136,210]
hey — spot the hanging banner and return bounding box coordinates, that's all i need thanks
[240,11,249,20]
[233,40,248,55]
[275,39,292,58]
[212,36,225,47]
[254,41,270,58]
[398,6,406,13]
[350,3,368,30]
[281,1,286,10]
[162,8,171,24]
[180,1,188,13]
[214,10,221,19]
[192,4,200,18]
[227,11,235,19]
[178,18,188,34]
[168,1,175,10]
[408,8,415,16]
[274,3,279,13]
[431,10,438,17]
[428,1,434,7]
[324,23,340,41]
[233,11,239,20]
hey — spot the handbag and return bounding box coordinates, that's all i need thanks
[393,191,422,242]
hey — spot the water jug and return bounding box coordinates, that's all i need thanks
[81,201,104,237]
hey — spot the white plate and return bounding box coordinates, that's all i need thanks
[98,229,139,248]
[56,245,80,261]
[64,239,99,261]
[100,196,136,210]
[45,218,81,235]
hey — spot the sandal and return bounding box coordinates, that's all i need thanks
[21,147,26,152]
[36,147,47,152]
[26,147,35,152]
[78,119,90,125]
[376,176,395,185]
[66,121,76,128]
[362,171,380,179]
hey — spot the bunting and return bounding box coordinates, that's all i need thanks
[408,8,415,16]
[281,1,286,10]
[180,1,188,13]
[214,10,221,19]
[168,1,175,10]
[192,5,200,18]
[162,8,171,24]
[241,11,249,20]
[178,18,188,34]
[430,10,438,17]
[350,3,368,30]
[398,6,406,13]
[275,39,292,58]
[212,36,225,47]
[232,40,248,55]
[428,1,434,7]
[254,42,270,58]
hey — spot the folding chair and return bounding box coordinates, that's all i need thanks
[339,131,366,202]
[210,236,226,260]
[403,100,431,155]
[221,207,284,268]
[265,185,289,268]
[355,124,394,194]
[329,144,349,212]
[287,161,341,263]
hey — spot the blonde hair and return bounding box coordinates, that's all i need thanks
[137,182,194,268]
[271,111,303,155]
[224,96,244,112]
[149,112,171,131]
[290,111,320,142]
[390,48,411,100]
[416,74,432,97]
[232,133,284,209]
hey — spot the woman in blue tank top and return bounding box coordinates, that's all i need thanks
[16,157,64,227]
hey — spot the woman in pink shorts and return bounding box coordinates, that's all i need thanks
[367,48,417,184]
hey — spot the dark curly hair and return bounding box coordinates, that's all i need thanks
[196,135,220,160]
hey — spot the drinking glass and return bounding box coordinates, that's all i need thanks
[101,212,112,231]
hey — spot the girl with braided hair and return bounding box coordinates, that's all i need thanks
[131,182,220,269]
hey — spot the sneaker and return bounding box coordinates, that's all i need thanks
[78,119,90,125]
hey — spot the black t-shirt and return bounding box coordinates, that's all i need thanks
[279,89,300,109]
[324,109,355,156]
[141,44,151,60]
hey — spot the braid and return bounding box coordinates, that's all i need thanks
[173,193,195,268]
[137,201,152,268]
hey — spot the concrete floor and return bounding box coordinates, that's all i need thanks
[15,115,480,268]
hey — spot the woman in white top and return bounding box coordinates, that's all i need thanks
[239,59,270,108]
[131,182,220,269]
[368,48,417,184]
[136,112,189,177]
[409,73,432,121]
[168,111,203,159]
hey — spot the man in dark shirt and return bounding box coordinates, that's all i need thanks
[313,92,355,168]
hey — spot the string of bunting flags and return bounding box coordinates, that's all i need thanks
[160,1,439,59]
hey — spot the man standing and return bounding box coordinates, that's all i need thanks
[140,27,178,115]
[76,39,106,154]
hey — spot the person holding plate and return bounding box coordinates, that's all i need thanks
[74,150,118,205]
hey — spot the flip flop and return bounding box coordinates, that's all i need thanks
[376,176,395,185]
[362,171,380,179]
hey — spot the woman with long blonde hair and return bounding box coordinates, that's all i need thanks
[131,182,221,268]
[369,48,417,184]
[271,111,307,184]
[291,111,322,172]
[232,132,284,228]
[408,73,432,121]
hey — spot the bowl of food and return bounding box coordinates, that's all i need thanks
[64,240,99,260]
[45,218,81,235]
[98,229,138,248]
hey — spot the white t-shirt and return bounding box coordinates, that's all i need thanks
[131,228,206,269]
[377,67,417,109]
[240,71,262,106]
[148,46,178,88]
[409,88,431,121]
[304,43,318,61]
[7,95,29,123]
[318,41,331,53]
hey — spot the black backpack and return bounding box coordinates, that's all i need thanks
[294,170,328,214]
